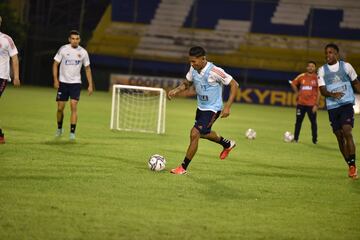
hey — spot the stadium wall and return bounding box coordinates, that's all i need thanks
[109,73,326,108]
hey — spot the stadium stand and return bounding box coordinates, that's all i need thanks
[272,0,360,29]
[87,0,360,87]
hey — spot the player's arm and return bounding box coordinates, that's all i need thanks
[85,65,94,96]
[319,86,343,99]
[167,79,192,100]
[52,60,60,89]
[290,83,298,94]
[317,67,343,99]
[11,54,20,87]
[290,75,300,94]
[351,79,360,93]
[221,79,238,118]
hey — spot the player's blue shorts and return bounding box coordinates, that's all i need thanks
[0,78,8,97]
[194,108,221,135]
[328,103,354,132]
[56,82,82,101]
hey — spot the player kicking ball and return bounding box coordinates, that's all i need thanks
[52,30,93,140]
[168,46,238,174]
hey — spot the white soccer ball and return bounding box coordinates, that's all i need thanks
[148,154,166,171]
[283,131,294,143]
[245,128,256,140]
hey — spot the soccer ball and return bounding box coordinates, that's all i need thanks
[283,131,294,143]
[148,154,166,171]
[245,128,256,140]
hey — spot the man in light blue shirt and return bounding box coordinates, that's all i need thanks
[318,43,360,179]
[168,46,238,175]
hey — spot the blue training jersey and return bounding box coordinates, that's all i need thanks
[191,62,224,112]
[323,61,354,110]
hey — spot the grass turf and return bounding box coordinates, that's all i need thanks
[0,86,359,240]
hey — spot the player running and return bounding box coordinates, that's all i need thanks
[53,30,93,140]
[168,46,238,174]
[0,16,21,144]
[290,61,320,143]
[318,43,360,179]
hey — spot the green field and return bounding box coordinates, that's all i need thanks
[0,87,359,240]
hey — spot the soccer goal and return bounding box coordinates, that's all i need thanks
[110,85,166,134]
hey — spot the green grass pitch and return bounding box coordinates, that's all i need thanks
[0,86,359,240]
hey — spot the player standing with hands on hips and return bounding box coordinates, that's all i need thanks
[0,16,21,144]
[53,30,93,140]
[290,61,320,144]
[318,43,360,179]
[168,46,238,175]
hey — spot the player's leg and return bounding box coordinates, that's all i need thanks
[55,82,68,137]
[69,83,81,140]
[342,125,357,179]
[306,106,317,144]
[201,131,236,160]
[170,127,200,174]
[171,109,208,174]
[294,105,306,142]
[0,78,8,143]
[197,110,235,160]
[334,129,347,160]
[339,104,357,179]
[56,101,66,136]
[69,99,78,140]
[329,107,348,160]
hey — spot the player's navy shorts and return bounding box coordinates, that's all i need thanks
[328,103,354,132]
[0,78,8,97]
[194,108,221,135]
[56,82,81,101]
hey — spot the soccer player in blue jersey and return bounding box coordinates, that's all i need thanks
[318,43,360,179]
[168,46,238,174]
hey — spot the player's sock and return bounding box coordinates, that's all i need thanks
[181,157,191,170]
[219,137,231,148]
[70,124,76,133]
[0,128,3,137]
[57,116,63,129]
[347,154,356,166]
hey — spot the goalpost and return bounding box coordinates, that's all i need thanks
[110,84,166,134]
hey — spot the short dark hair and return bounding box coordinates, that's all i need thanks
[325,43,339,52]
[69,30,80,37]
[189,46,206,57]
[307,60,316,66]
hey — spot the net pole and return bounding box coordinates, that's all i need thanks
[157,89,164,134]
[162,90,166,133]
[110,84,117,129]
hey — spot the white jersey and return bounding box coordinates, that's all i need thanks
[317,61,358,86]
[186,62,233,85]
[0,32,18,81]
[54,44,90,84]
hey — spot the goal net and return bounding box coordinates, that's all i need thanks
[110,85,166,134]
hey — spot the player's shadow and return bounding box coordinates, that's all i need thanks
[43,140,79,145]
[301,142,340,152]
[187,175,258,201]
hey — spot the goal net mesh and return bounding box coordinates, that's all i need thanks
[110,85,166,134]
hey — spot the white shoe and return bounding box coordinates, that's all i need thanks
[69,133,76,140]
[55,129,63,137]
